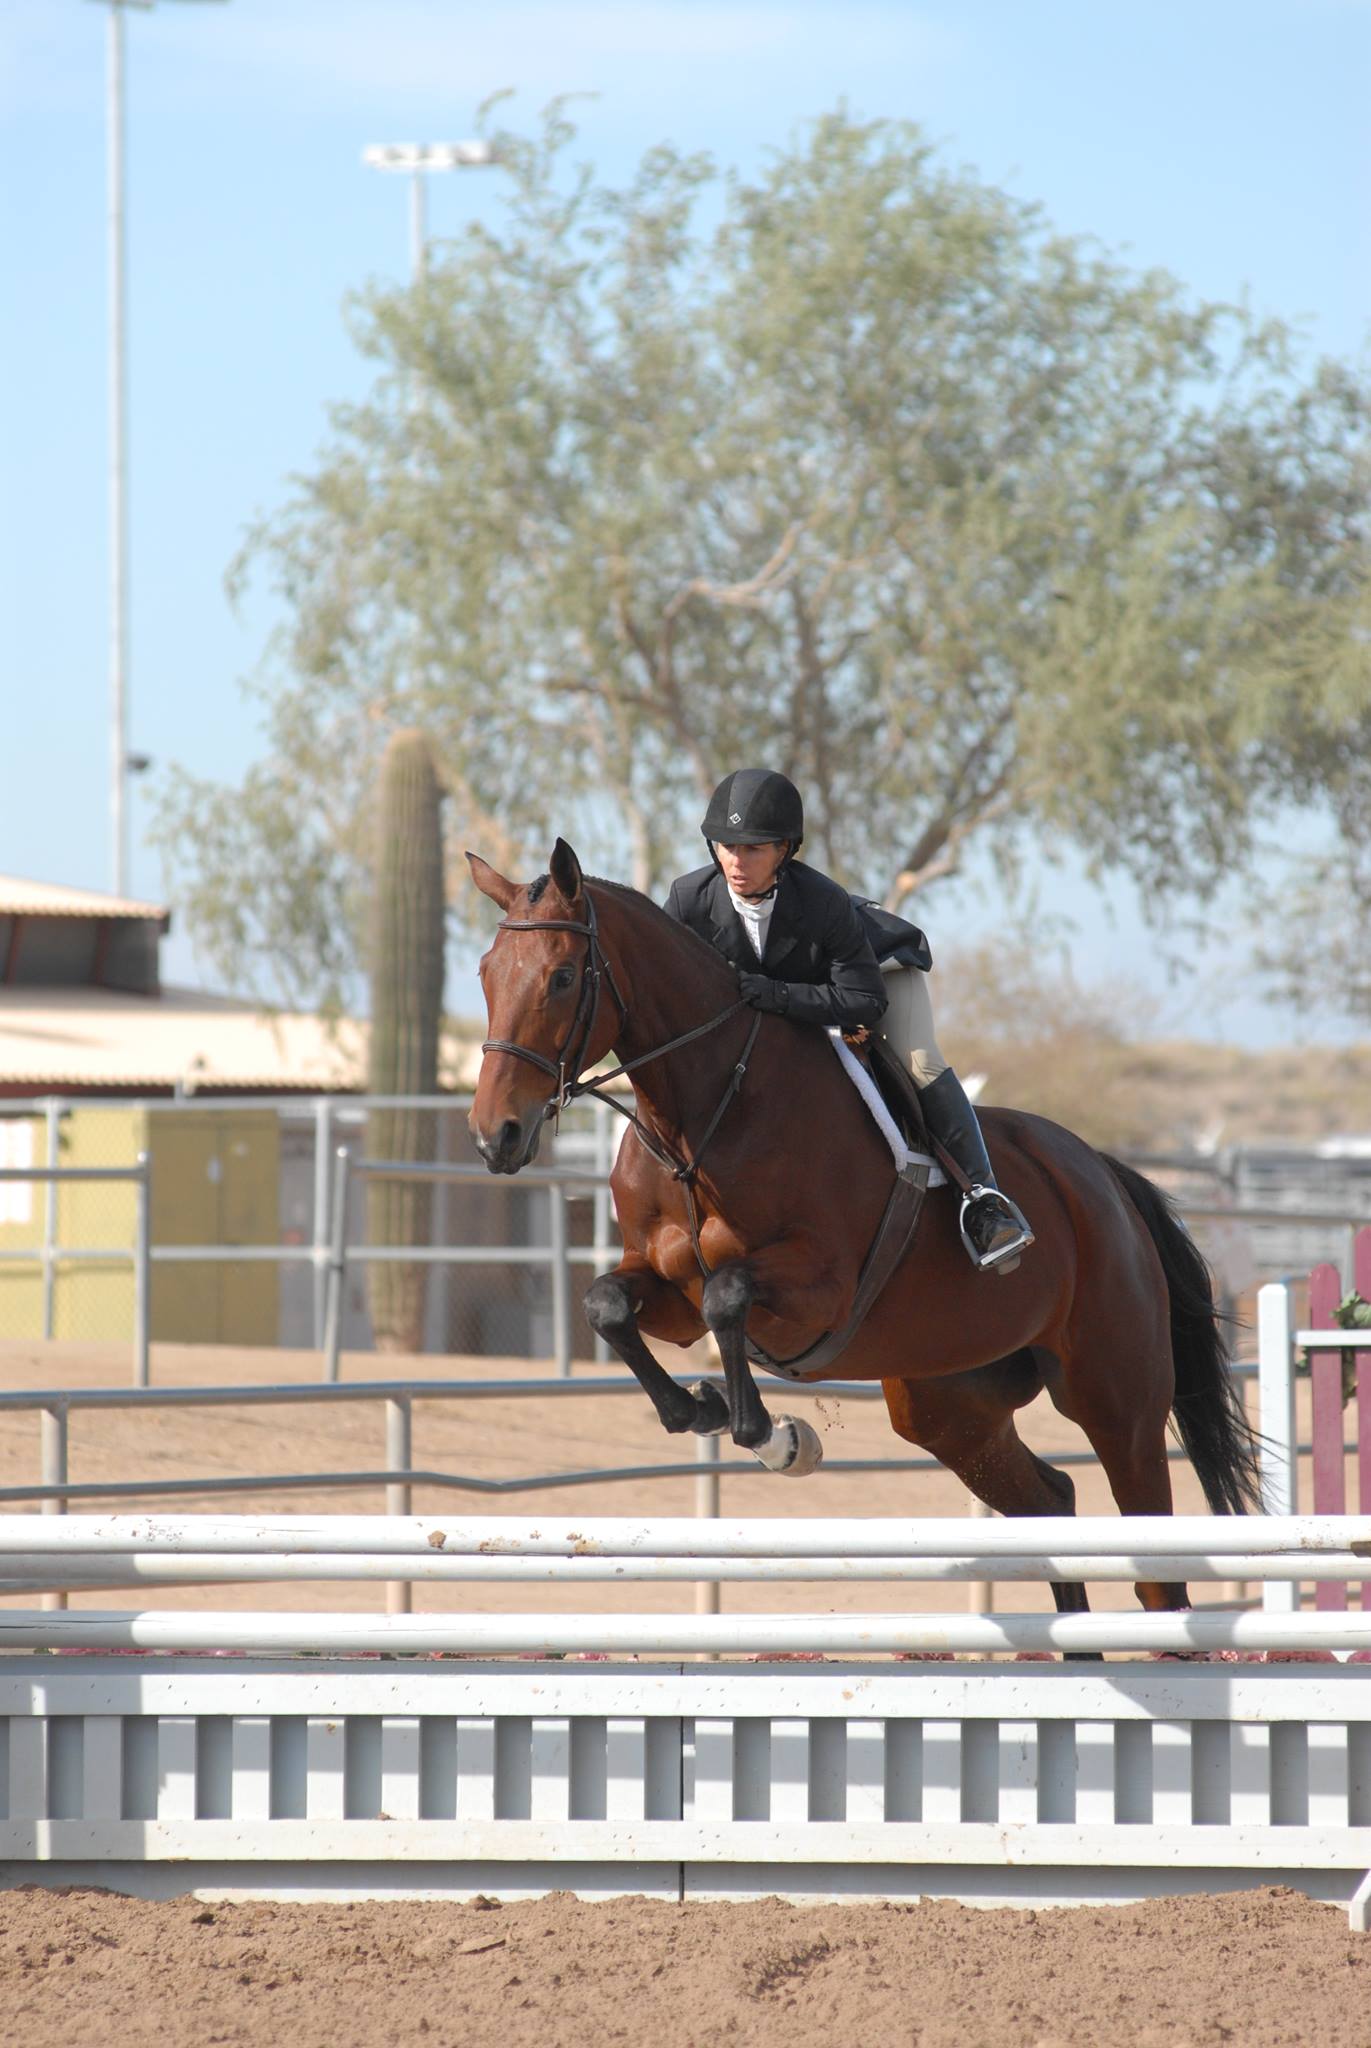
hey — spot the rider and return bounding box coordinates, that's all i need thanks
[664,767,1033,1271]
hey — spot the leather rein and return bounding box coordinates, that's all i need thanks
[480,891,762,1272]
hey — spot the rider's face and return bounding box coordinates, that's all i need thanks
[715,839,788,898]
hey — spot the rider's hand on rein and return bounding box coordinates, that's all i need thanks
[738,971,790,1015]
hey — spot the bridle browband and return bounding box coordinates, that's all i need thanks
[480,889,762,1270]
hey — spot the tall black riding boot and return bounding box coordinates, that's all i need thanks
[915,1068,1034,1274]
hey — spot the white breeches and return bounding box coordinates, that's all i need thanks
[879,961,948,1090]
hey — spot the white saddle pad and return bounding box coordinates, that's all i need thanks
[828,1030,946,1183]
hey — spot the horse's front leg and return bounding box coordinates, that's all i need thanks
[701,1261,824,1477]
[583,1259,729,1437]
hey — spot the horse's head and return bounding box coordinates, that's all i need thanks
[467,838,621,1174]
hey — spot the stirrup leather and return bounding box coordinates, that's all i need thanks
[959,1184,1035,1274]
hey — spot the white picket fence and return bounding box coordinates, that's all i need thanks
[0,1513,1369,1924]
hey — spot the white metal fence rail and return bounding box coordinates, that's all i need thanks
[0,1095,624,1379]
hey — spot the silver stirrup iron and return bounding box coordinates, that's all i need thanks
[959,1186,1035,1276]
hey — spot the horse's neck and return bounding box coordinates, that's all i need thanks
[591,886,744,1133]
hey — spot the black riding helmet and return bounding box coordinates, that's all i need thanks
[701,768,804,852]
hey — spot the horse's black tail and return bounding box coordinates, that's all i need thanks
[1101,1154,1264,1514]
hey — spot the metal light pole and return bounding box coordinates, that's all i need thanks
[361,141,498,286]
[85,0,227,898]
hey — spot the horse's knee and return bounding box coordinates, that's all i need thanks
[701,1263,753,1332]
[584,1273,638,1342]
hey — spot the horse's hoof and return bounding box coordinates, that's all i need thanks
[752,1414,823,1477]
[688,1380,730,1436]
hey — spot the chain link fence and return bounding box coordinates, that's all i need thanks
[0,1106,149,1345]
[0,1096,619,1366]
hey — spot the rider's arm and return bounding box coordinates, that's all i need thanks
[742,890,888,1030]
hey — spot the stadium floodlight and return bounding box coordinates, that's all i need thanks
[362,140,499,282]
[84,0,230,898]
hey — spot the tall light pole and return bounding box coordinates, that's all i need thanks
[85,0,227,899]
[361,141,498,286]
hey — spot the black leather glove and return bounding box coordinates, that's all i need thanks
[738,971,790,1015]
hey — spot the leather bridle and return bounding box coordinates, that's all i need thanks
[481,892,630,1116]
[479,889,762,1270]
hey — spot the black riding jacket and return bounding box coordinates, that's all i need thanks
[664,861,894,1032]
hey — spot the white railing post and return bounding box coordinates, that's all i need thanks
[385,1395,413,1617]
[591,1100,614,1363]
[694,1431,721,1617]
[966,1494,994,1615]
[41,1100,59,1341]
[1258,1281,1298,1614]
[132,1151,150,1388]
[312,1097,332,1349]
[549,1182,571,1376]
[323,1147,351,1383]
[40,1403,68,1614]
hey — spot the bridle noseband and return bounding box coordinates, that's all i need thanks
[479,890,762,1270]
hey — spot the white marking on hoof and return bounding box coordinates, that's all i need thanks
[752,1414,823,1477]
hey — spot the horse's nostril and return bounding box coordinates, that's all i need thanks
[499,1119,522,1152]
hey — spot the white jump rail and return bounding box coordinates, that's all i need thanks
[0,1513,1369,1926]
[0,1511,1364,1556]
[0,1516,1369,1657]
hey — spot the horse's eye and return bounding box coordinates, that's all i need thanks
[550,965,576,994]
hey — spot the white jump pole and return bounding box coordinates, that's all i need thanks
[0,1552,1366,1588]
[2,1605,1370,1656]
[1258,1281,1300,1614]
[0,1514,1364,1557]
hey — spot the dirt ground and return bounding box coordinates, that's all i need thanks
[0,1883,1366,2048]
[0,1335,1291,1620]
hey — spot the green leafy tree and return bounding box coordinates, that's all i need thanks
[155,108,1371,1015]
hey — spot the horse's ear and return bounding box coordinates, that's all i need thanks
[466,851,518,912]
[549,838,583,904]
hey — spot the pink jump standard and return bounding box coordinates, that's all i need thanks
[1309,1226,1371,1611]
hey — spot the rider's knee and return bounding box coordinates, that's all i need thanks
[908,1045,948,1088]
[701,1263,753,1330]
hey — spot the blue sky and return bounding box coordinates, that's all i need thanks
[2,0,1368,1042]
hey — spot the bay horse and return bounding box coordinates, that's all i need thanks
[467,839,1262,1616]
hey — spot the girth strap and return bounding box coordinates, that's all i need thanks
[745,1160,929,1380]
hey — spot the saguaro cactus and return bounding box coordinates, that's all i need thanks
[366,728,446,1354]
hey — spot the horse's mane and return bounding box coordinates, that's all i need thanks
[583,874,738,994]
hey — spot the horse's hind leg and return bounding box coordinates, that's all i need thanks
[883,1356,1094,1621]
[1047,1336,1189,1613]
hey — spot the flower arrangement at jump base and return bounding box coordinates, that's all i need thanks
[1299,1291,1371,1406]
